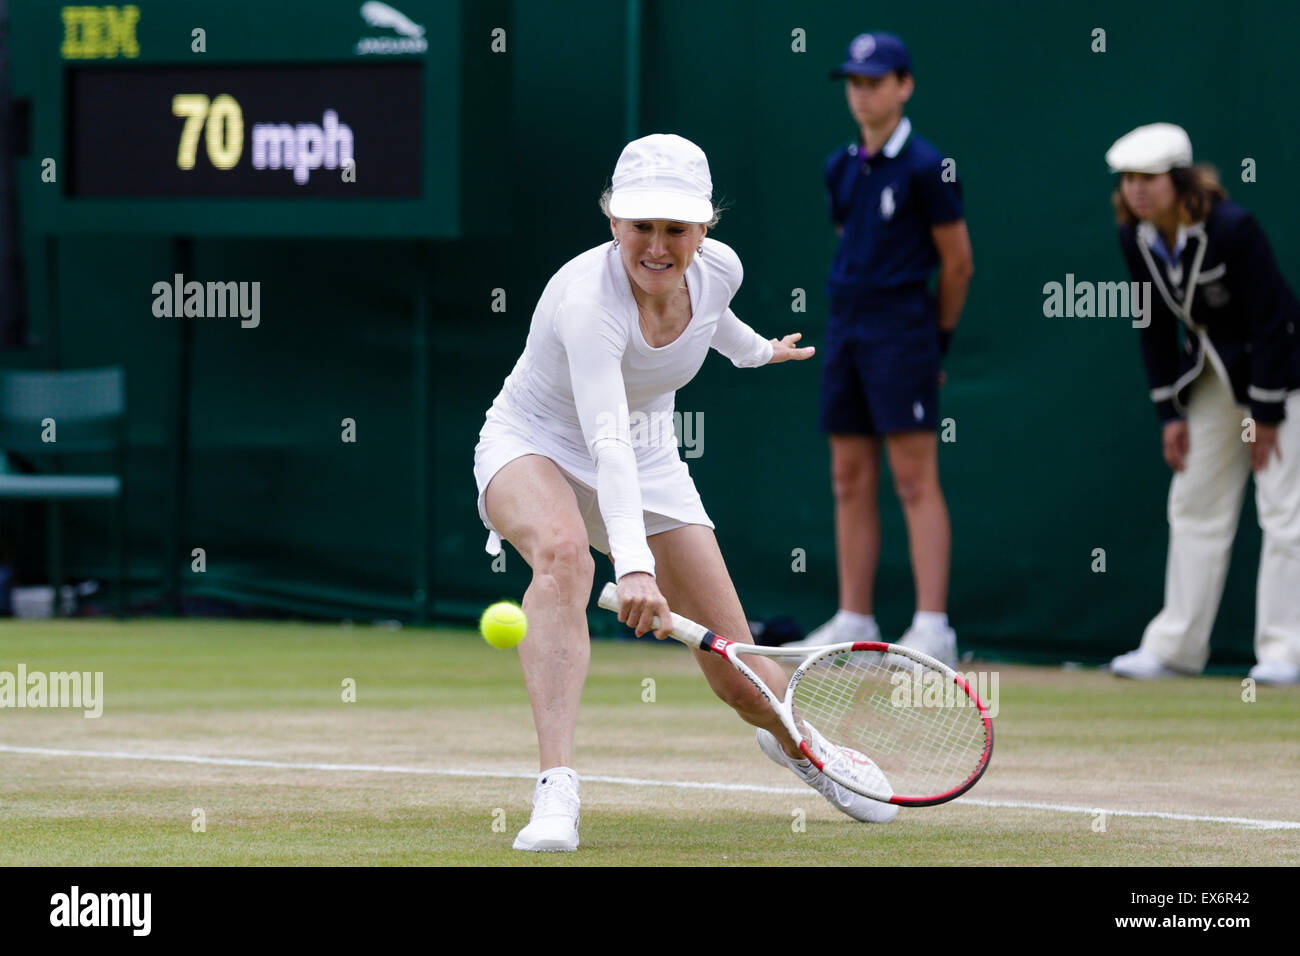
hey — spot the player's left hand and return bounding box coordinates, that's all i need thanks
[1251,423,1281,472]
[768,333,815,364]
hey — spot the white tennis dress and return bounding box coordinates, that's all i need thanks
[473,237,774,580]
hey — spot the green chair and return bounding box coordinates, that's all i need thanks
[0,367,128,617]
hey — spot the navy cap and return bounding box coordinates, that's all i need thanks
[831,32,911,79]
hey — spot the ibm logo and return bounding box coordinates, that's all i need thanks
[61,5,140,60]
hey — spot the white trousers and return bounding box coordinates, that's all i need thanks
[1140,366,1300,671]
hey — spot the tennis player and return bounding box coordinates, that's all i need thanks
[474,134,899,852]
[1104,123,1300,684]
[794,32,973,667]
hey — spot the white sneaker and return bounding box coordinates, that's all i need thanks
[895,622,958,668]
[786,613,881,649]
[1109,648,1185,680]
[512,767,580,851]
[1248,659,1300,685]
[757,727,899,823]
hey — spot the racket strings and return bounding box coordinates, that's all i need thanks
[790,650,990,801]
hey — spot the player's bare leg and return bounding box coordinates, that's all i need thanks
[646,523,804,759]
[645,523,899,823]
[784,434,882,648]
[484,454,595,771]
[829,434,883,614]
[885,431,950,611]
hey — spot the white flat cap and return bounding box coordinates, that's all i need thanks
[1105,123,1193,174]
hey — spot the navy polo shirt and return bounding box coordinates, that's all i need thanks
[825,117,963,321]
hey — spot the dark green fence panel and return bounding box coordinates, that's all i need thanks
[6,0,1295,668]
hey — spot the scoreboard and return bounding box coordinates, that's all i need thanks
[67,64,424,197]
[11,0,509,236]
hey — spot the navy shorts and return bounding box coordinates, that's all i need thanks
[819,319,941,436]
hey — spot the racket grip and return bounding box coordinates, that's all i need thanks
[597,582,712,649]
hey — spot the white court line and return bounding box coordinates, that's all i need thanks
[3,743,1297,831]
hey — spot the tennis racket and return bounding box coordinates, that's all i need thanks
[598,582,993,806]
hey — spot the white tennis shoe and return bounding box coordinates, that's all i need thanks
[1109,648,1186,680]
[757,727,899,824]
[513,767,580,852]
[786,613,881,649]
[895,622,958,668]
[1247,658,1300,685]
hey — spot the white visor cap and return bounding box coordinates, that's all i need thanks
[608,134,714,224]
[1106,123,1193,174]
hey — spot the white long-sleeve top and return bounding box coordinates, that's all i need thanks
[492,237,774,579]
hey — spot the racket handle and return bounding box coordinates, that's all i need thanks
[597,582,713,649]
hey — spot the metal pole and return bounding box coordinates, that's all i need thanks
[0,0,28,350]
[165,237,193,616]
[624,0,641,144]
[413,241,431,624]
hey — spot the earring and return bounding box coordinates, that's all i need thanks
[612,237,620,248]
[697,244,704,256]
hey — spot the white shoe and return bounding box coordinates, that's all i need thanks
[1109,648,1186,680]
[895,622,958,668]
[757,727,899,823]
[786,613,881,649]
[1248,659,1300,685]
[512,767,580,851]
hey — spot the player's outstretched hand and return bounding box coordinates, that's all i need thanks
[768,333,816,364]
[616,571,673,640]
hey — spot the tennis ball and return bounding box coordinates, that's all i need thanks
[480,601,527,649]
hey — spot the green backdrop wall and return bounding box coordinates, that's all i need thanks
[6,0,1297,667]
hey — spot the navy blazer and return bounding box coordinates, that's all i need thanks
[1118,200,1300,424]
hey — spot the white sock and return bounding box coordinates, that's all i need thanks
[835,609,877,637]
[538,766,578,785]
[912,611,949,631]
